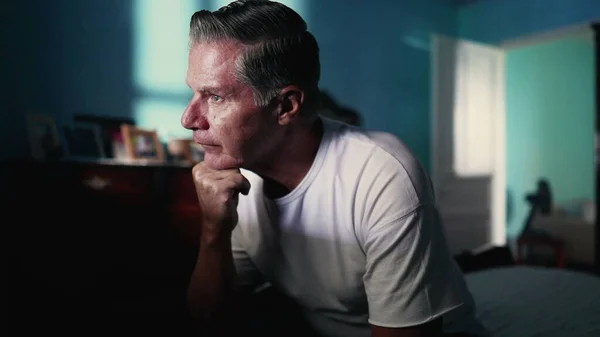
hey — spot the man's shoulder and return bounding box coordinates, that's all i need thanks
[327,120,430,189]
[325,119,423,172]
[324,119,436,215]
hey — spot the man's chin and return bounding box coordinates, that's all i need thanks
[202,154,243,171]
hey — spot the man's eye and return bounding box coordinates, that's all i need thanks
[211,95,222,102]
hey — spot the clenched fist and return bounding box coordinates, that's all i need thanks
[192,162,251,241]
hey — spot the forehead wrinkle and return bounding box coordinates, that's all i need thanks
[187,42,253,99]
[187,42,242,90]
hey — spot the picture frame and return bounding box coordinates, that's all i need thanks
[120,124,165,163]
[73,114,135,158]
[189,141,205,163]
[26,112,63,161]
[63,122,106,160]
[167,138,204,164]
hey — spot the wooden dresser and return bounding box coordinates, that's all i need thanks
[5,159,202,334]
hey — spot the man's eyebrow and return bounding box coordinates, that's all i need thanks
[185,81,216,92]
[200,86,228,95]
[186,81,231,96]
[199,86,218,92]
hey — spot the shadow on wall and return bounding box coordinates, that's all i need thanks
[318,91,362,127]
[506,188,514,228]
[1,0,136,161]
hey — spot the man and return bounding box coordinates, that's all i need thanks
[181,1,486,336]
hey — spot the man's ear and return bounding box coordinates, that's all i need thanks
[277,85,305,125]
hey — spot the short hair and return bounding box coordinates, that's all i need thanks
[189,0,321,111]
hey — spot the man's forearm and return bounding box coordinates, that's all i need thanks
[187,234,241,333]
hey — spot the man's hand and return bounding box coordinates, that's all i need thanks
[192,162,251,242]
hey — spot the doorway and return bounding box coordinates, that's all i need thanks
[431,24,597,268]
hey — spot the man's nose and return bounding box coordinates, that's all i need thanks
[181,103,209,130]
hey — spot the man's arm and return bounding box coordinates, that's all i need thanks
[187,163,252,335]
[355,142,472,336]
[362,204,466,337]
[187,233,243,335]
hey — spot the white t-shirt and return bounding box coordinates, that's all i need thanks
[232,118,486,337]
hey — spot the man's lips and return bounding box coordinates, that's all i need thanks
[193,135,218,148]
[194,141,220,151]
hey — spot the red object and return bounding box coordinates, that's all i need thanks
[516,234,566,268]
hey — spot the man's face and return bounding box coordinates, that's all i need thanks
[182,41,279,170]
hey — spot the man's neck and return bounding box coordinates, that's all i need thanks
[250,117,324,199]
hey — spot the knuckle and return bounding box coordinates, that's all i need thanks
[203,180,217,194]
[218,194,230,205]
[192,170,203,183]
[192,162,207,178]
[192,162,204,174]
[231,174,243,185]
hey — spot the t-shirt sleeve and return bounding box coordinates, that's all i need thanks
[231,226,264,292]
[363,203,466,328]
[357,143,467,328]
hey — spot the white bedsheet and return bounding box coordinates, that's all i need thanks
[465,266,600,337]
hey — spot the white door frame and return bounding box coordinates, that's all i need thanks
[430,34,506,251]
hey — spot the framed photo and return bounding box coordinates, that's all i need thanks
[189,141,205,163]
[167,138,204,164]
[73,114,135,158]
[63,122,105,160]
[121,124,165,163]
[26,112,63,161]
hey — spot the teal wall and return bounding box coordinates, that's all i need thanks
[458,0,600,44]
[2,0,458,172]
[3,0,599,186]
[458,0,599,237]
[505,35,595,236]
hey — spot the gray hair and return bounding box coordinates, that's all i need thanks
[189,0,321,111]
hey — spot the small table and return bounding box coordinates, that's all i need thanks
[516,232,566,268]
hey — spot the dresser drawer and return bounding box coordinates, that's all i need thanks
[78,165,154,203]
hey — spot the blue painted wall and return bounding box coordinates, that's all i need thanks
[4,0,598,178]
[308,0,457,171]
[2,0,135,160]
[504,34,595,236]
[2,0,457,173]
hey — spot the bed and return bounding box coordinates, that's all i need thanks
[465,266,600,337]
